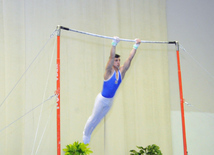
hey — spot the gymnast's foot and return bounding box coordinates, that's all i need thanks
[83,134,91,144]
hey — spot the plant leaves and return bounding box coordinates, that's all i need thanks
[63,141,93,155]
[136,146,144,150]
[130,150,138,153]
[130,144,162,155]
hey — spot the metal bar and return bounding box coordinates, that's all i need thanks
[56,27,61,155]
[176,43,188,155]
[59,25,176,45]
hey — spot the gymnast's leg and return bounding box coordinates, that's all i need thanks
[83,93,113,144]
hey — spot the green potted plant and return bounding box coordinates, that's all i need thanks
[63,141,93,155]
[130,144,162,155]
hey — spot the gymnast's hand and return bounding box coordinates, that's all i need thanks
[133,38,141,49]
[135,38,141,44]
[111,36,120,46]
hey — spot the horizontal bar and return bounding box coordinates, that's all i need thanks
[58,25,177,45]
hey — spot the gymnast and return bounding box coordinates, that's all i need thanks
[83,36,141,144]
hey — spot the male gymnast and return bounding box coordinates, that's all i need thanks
[83,36,141,144]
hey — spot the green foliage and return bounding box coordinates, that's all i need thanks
[130,144,162,155]
[63,141,93,155]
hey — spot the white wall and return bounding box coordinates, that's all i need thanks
[0,0,172,154]
[166,0,214,154]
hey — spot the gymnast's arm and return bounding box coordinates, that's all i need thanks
[120,38,141,79]
[104,37,120,80]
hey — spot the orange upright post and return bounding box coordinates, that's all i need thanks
[176,42,188,155]
[56,26,61,155]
